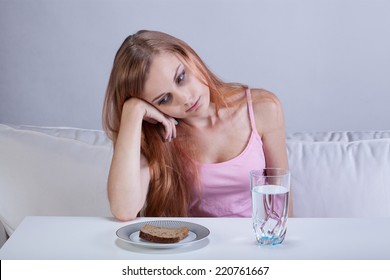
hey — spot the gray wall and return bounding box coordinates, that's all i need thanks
[1,0,389,132]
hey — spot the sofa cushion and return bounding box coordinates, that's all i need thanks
[0,221,7,249]
[287,131,390,217]
[0,124,113,236]
[287,130,390,142]
[7,124,112,146]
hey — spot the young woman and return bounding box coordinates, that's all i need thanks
[103,30,289,221]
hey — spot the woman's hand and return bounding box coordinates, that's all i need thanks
[123,98,178,142]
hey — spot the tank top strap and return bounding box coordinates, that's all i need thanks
[246,88,257,132]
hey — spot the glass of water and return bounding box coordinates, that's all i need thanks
[250,168,291,245]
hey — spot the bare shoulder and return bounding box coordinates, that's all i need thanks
[250,88,282,108]
[250,88,285,135]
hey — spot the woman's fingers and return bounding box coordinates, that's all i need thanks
[144,113,177,142]
[160,116,177,142]
[143,106,178,142]
[167,117,177,140]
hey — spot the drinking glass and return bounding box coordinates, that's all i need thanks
[250,168,290,245]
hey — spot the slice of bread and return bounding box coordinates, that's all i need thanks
[139,224,189,243]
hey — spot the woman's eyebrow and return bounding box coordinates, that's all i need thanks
[173,64,181,82]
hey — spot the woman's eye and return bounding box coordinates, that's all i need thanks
[176,70,185,84]
[158,94,172,105]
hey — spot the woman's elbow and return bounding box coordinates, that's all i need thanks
[111,208,138,222]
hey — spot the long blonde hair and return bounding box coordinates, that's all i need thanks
[103,30,246,217]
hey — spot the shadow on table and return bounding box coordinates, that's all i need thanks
[115,237,210,255]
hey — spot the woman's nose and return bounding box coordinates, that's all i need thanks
[177,90,194,107]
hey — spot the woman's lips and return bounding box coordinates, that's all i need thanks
[186,97,201,112]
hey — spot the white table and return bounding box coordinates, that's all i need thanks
[0,216,389,260]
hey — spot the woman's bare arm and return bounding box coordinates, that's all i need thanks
[107,98,177,221]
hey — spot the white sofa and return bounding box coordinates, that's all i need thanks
[1,123,390,248]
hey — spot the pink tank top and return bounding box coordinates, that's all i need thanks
[189,88,266,217]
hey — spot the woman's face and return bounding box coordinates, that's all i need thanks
[142,52,210,119]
